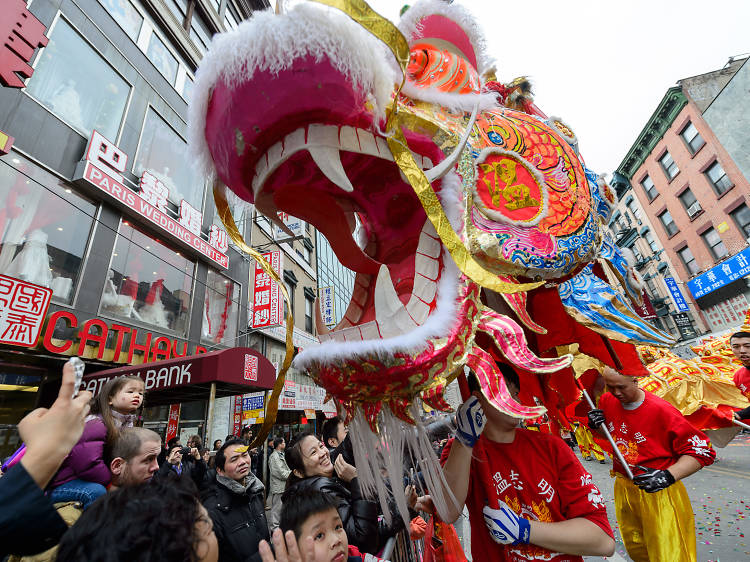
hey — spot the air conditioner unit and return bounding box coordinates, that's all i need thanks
[686,202,702,217]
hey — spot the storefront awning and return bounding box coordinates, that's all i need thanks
[82,347,276,406]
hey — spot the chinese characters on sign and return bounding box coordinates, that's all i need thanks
[272,212,306,240]
[232,395,243,435]
[0,275,53,347]
[687,247,750,299]
[633,290,657,320]
[243,353,258,381]
[73,131,229,268]
[241,391,265,423]
[318,286,336,326]
[251,250,283,329]
[704,294,749,332]
[280,380,297,410]
[165,404,181,442]
[0,0,49,88]
[672,313,697,340]
[663,277,689,312]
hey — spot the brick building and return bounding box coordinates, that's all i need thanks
[612,56,750,337]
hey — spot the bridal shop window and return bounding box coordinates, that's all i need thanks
[0,156,96,304]
[101,223,195,335]
[25,18,131,140]
[133,108,205,213]
[201,270,240,346]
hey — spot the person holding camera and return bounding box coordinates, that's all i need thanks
[156,442,206,487]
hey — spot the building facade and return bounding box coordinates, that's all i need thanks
[0,0,298,456]
[612,56,750,339]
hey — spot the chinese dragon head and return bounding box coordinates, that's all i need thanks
[190,0,673,520]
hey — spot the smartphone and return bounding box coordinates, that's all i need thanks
[68,357,85,399]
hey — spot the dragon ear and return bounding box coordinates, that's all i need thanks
[398,1,490,75]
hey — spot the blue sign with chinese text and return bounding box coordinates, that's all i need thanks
[686,247,750,299]
[242,393,264,411]
[664,277,689,312]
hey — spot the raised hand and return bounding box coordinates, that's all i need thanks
[455,396,486,448]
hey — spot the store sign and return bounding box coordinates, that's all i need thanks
[272,212,306,240]
[0,0,49,88]
[0,275,53,348]
[687,247,750,299]
[318,286,335,326]
[242,391,265,423]
[663,277,689,312]
[243,353,258,381]
[321,399,338,418]
[251,251,283,328]
[165,404,180,442]
[280,380,297,410]
[257,324,319,349]
[73,131,229,268]
[39,310,207,364]
[232,395,243,436]
[296,383,318,410]
[633,290,657,320]
[0,129,14,155]
[672,313,697,340]
[704,294,749,332]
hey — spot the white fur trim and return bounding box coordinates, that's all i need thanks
[188,3,400,182]
[439,171,464,233]
[293,257,460,369]
[398,0,494,76]
[471,147,549,227]
[547,115,578,147]
[400,81,499,112]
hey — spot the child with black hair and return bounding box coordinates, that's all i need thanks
[258,489,388,562]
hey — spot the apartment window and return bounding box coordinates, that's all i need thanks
[224,3,240,30]
[0,158,96,304]
[305,296,314,333]
[680,121,705,155]
[134,108,205,211]
[731,204,750,238]
[101,223,195,335]
[147,32,178,83]
[678,188,701,218]
[182,75,194,101]
[644,230,659,252]
[659,151,679,180]
[283,271,297,320]
[98,0,143,40]
[645,277,659,297]
[202,269,240,345]
[626,200,643,223]
[632,245,643,262]
[658,210,678,237]
[641,175,657,200]
[678,246,699,275]
[705,161,733,195]
[26,19,130,139]
[701,228,728,260]
[189,12,212,55]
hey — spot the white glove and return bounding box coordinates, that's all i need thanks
[483,501,531,546]
[454,396,486,448]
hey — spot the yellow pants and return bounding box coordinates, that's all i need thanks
[574,425,605,461]
[614,475,696,562]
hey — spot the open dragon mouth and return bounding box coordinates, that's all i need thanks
[251,120,458,362]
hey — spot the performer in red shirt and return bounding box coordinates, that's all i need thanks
[729,331,750,420]
[588,366,716,562]
[435,363,614,562]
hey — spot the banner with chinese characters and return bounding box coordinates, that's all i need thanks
[279,380,297,410]
[318,286,335,326]
[251,250,283,328]
[703,294,749,332]
[687,247,750,299]
[231,395,243,436]
[663,277,689,312]
[0,275,53,347]
[272,212,306,240]
[165,404,181,442]
[243,353,258,381]
[73,131,229,268]
[671,313,697,340]
[633,290,657,320]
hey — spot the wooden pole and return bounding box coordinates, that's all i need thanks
[600,334,624,371]
[205,382,217,446]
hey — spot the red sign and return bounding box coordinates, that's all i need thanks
[243,353,258,381]
[634,291,657,320]
[39,310,207,365]
[251,251,283,328]
[74,131,229,268]
[0,0,48,88]
[0,275,52,347]
[80,346,276,396]
[232,395,243,436]
[166,404,180,442]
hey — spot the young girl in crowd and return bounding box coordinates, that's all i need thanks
[48,375,145,508]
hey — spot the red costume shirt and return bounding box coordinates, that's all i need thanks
[734,367,750,398]
[441,429,612,562]
[598,391,716,476]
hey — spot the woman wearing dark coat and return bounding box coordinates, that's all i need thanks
[282,432,379,554]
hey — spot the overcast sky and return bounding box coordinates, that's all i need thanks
[278,1,748,176]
